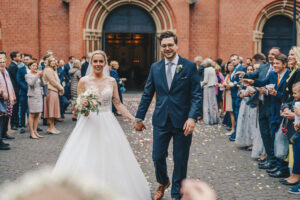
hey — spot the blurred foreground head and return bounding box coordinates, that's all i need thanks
[0,169,124,200]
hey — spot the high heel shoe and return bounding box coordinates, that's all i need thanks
[29,136,38,139]
[47,130,60,135]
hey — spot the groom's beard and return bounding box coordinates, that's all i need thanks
[164,52,176,60]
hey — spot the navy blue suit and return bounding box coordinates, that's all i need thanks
[57,67,69,117]
[17,66,28,127]
[81,61,89,77]
[110,68,123,113]
[7,62,20,127]
[136,56,202,198]
[229,64,246,139]
[254,69,290,136]
[244,63,275,161]
[63,63,72,100]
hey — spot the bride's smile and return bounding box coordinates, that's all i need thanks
[92,54,106,74]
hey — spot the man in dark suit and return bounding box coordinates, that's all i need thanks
[17,54,31,134]
[7,51,21,131]
[228,54,246,141]
[246,53,290,177]
[134,31,202,200]
[195,56,204,119]
[110,61,124,115]
[81,56,89,77]
[64,56,74,100]
[237,47,281,170]
[57,60,69,118]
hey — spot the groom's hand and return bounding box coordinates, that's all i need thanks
[183,118,196,136]
[134,121,146,132]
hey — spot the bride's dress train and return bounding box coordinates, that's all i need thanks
[53,77,151,200]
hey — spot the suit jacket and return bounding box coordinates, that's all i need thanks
[197,65,205,82]
[230,64,246,98]
[282,68,300,103]
[81,61,89,77]
[57,66,67,84]
[136,56,202,128]
[7,61,19,94]
[254,69,290,132]
[64,63,72,81]
[17,66,28,96]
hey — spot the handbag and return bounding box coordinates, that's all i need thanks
[0,100,7,113]
[43,84,48,96]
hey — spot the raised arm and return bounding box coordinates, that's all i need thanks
[111,79,135,123]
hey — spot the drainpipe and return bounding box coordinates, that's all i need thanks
[38,0,41,60]
[216,0,220,59]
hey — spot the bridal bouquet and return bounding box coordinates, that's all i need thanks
[72,87,101,115]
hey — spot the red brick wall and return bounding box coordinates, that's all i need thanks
[0,0,298,64]
[0,0,39,61]
[39,0,69,61]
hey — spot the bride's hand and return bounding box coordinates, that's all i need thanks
[84,111,90,117]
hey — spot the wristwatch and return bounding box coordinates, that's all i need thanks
[135,118,143,122]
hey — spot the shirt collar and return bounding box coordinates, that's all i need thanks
[12,61,18,65]
[165,54,179,66]
[278,69,287,77]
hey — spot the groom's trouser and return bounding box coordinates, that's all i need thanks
[153,118,192,199]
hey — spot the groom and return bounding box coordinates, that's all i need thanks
[134,31,202,200]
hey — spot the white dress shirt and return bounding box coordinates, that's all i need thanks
[165,54,179,80]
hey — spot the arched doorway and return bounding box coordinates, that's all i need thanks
[262,15,294,57]
[102,4,156,90]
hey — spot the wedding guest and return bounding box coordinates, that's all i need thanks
[0,52,16,150]
[215,64,224,116]
[201,58,219,125]
[252,53,267,64]
[17,53,32,134]
[279,47,300,185]
[221,61,235,135]
[25,60,45,139]
[246,53,290,174]
[57,59,69,119]
[195,56,204,119]
[69,59,81,121]
[43,57,64,134]
[64,56,74,100]
[81,55,89,77]
[7,51,21,131]
[110,60,126,116]
[246,58,252,67]
[228,54,246,141]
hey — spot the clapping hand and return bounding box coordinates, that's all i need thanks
[134,121,146,132]
[234,71,245,78]
[269,88,277,96]
[257,87,268,95]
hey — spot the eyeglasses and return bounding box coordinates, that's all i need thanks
[161,43,175,49]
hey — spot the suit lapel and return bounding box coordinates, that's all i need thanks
[169,56,184,91]
[277,69,290,89]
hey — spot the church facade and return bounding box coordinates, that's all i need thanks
[0,0,299,62]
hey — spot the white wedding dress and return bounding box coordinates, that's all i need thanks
[53,77,151,200]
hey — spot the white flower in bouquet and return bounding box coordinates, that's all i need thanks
[72,87,101,115]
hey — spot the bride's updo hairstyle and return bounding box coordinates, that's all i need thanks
[90,50,108,65]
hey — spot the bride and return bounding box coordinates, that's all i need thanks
[53,50,151,200]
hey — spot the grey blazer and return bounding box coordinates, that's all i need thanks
[25,73,45,97]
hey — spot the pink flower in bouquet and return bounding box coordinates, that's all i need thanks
[83,100,89,106]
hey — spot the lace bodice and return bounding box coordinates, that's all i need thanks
[83,76,114,112]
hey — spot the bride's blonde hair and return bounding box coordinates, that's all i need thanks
[90,50,108,64]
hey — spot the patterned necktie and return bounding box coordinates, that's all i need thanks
[277,74,280,86]
[166,62,173,89]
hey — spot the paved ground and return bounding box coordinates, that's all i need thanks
[0,93,299,200]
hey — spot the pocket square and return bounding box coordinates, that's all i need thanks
[180,76,188,80]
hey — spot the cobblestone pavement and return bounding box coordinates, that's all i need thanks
[0,93,299,200]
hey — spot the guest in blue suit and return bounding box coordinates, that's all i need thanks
[246,54,290,177]
[110,60,125,115]
[17,54,32,134]
[134,31,202,200]
[228,54,246,141]
[57,60,69,119]
[63,56,74,100]
[81,56,89,77]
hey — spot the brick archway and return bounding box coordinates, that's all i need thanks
[83,0,176,59]
[253,0,300,54]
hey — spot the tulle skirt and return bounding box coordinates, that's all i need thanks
[53,111,151,200]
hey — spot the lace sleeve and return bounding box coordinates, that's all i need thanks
[77,77,86,95]
[111,79,134,123]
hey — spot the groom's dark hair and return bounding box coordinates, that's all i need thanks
[159,31,178,45]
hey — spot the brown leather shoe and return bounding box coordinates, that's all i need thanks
[153,180,170,200]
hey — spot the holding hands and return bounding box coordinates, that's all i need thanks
[134,121,146,132]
